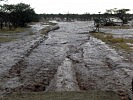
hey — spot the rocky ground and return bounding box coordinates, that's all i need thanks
[0,21,133,99]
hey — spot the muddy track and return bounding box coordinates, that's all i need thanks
[0,22,133,99]
[0,25,59,93]
[8,25,59,77]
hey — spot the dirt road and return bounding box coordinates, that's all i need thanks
[0,21,132,94]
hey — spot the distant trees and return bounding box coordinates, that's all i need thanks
[115,9,130,25]
[39,13,92,21]
[40,9,133,24]
[0,3,39,30]
[37,8,133,27]
[92,8,132,32]
[105,8,130,25]
[92,8,132,28]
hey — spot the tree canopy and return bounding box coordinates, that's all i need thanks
[105,8,130,25]
[0,3,39,29]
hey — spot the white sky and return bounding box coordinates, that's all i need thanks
[3,0,133,14]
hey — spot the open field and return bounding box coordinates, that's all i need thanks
[1,91,120,100]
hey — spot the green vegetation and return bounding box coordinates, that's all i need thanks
[90,32,133,51]
[0,37,15,43]
[0,27,25,33]
[0,3,39,30]
[115,9,130,25]
[93,8,133,31]
[105,8,130,25]
[117,43,130,50]
[1,91,120,100]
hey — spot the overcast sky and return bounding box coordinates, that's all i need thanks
[4,0,133,14]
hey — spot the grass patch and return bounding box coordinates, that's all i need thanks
[90,32,133,51]
[0,37,16,43]
[0,27,25,33]
[117,43,131,51]
[1,91,120,100]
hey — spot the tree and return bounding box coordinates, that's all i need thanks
[12,3,37,27]
[93,18,101,32]
[0,3,38,29]
[115,9,130,25]
[104,8,130,26]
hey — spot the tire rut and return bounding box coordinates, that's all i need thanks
[0,25,59,93]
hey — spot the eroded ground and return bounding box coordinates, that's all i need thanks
[0,21,132,99]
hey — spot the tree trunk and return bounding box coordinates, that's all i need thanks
[0,22,3,30]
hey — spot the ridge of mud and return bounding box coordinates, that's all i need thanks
[0,25,59,95]
[46,57,80,91]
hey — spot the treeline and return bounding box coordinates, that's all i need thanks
[93,9,133,26]
[39,13,93,21]
[0,3,39,30]
[39,9,133,22]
